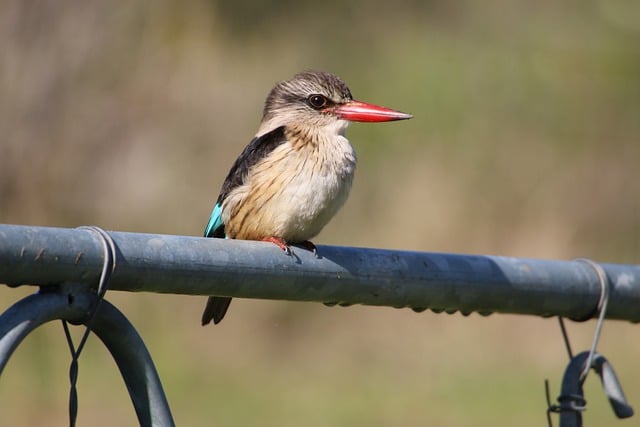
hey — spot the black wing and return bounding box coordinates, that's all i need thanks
[201,127,288,326]
[204,126,287,238]
[216,126,287,205]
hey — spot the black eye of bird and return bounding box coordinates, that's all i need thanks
[307,94,328,109]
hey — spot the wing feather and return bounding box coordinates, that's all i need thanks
[203,126,287,238]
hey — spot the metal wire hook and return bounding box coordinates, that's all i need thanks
[62,225,117,427]
[78,225,117,298]
[574,258,610,382]
[546,258,611,427]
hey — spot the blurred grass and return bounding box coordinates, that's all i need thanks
[1,0,639,426]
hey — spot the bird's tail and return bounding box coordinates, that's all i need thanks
[201,296,233,325]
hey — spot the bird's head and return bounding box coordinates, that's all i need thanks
[257,71,412,136]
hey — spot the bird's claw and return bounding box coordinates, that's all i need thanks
[262,237,318,257]
[300,240,319,258]
[262,236,292,255]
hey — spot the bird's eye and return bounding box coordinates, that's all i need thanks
[307,94,328,109]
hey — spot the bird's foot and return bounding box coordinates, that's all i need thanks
[299,240,319,258]
[262,236,291,255]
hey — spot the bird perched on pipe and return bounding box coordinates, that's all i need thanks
[201,70,412,326]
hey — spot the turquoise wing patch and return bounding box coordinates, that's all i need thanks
[204,203,225,237]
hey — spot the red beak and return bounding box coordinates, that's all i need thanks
[331,100,412,123]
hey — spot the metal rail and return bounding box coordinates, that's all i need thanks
[0,224,639,321]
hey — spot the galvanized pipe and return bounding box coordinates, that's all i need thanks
[0,224,639,322]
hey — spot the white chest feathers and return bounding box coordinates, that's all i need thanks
[223,130,357,242]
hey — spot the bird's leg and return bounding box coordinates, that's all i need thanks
[262,236,291,255]
[299,240,319,258]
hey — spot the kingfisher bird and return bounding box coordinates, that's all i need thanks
[201,70,412,326]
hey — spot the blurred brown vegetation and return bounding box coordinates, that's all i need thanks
[1,1,639,426]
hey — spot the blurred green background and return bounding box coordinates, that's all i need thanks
[1,0,639,426]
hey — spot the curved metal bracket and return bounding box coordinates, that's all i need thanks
[0,286,175,427]
[552,351,633,427]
